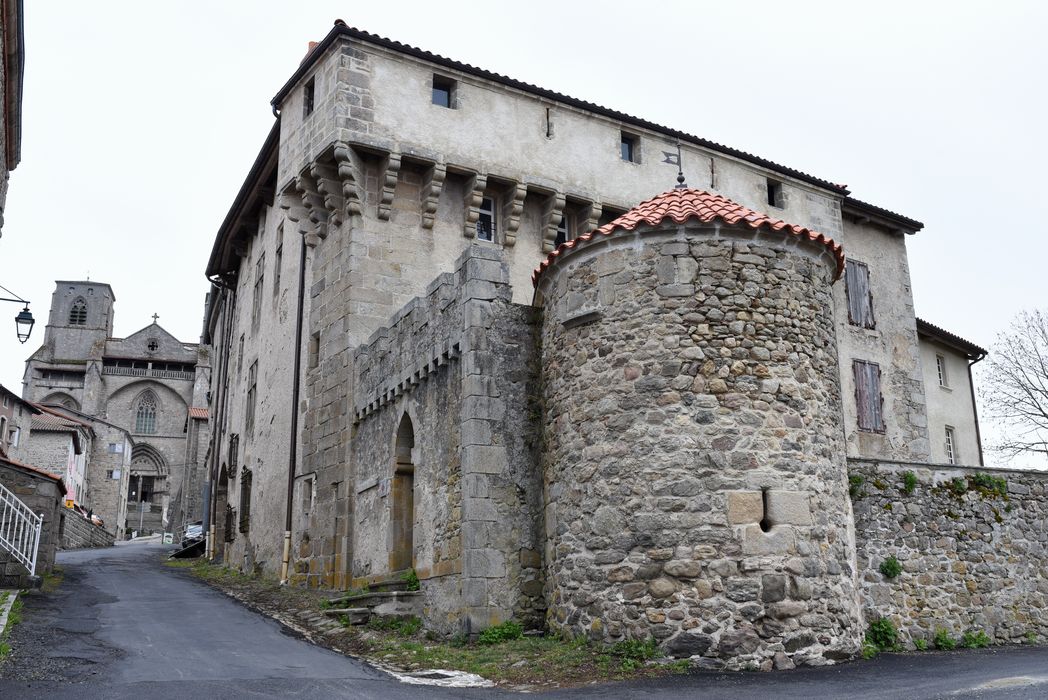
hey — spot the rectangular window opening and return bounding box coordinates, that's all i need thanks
[845,259,876,329]
[767,178,784,208]
[945,426,957,464]
[477,196,497,242]
[274,242,283,297]
[246,361,258,435]
[303,77,315,117]
[308,331,320,370]
[853,359,885,433]
[936,354,949,387]
[432,75,455,108]
[620,132,638,162]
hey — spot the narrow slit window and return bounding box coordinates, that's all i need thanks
[845,260,876,329]
[554,215,568,247]
[620,132,638,162]
[432,75,455,108]
[477,196,497,242]
[303,77,315,117]
[936,354,948,387]
[767,178,784,208]
[853,359,885,432]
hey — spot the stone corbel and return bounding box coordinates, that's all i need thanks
[539,190,566,252]
[332,141,365,218]
[293,172,329,244]
[501,182,527,247]
[421,163,446,229]
[310,160,344,229]
[463,172,487,240]
[584,201,602,234]
[378,152,401,221]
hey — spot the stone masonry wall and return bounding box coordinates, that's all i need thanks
[62,511,115,549]
[851,459,1048,646]
[0,461,65,586]
[349,246,542,634]
[537,222,863,669]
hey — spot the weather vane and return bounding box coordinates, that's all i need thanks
[662,140,687,189]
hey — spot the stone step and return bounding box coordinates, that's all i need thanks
[322,607,371,625]
[327,588,421,609]
[324,578,411,606]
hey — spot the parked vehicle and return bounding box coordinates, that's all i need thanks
[181,521,203,548]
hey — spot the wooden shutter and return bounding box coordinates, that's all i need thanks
[845,260,876,329]
[853,360,885,432]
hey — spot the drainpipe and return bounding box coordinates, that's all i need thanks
[967,351,987,467]
[281,233,307,584]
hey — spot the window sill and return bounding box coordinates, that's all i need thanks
[938,385,953,392]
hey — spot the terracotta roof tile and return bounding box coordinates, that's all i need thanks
[31,412,82,432]
[188,407,209,420]
[533,188,845,286]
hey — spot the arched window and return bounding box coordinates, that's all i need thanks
[69,298,88,326]
[135,392,158,434]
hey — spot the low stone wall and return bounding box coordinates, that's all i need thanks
[62,511,115,550]
[0,460,65,587]
[851,459,1048,647]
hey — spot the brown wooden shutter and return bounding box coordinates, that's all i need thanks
[853,360,885,432]
[845,260,875,329]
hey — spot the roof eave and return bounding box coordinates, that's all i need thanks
[916,318,987,359]
[3,0,24,171]
[843,197,923,235]
[205,121,280,280]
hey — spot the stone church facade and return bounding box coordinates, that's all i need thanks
[22,281,210,538]
[202,22,1047,667]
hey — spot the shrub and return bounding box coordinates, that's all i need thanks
[401,569,420,592]
[914,638,928,651]
[933,629,956,650]
[969,473,1008,498]
[879,556,903,579]
[866,618,899,651]
[902,471,918,495]
[478,620,524,645]
[961,630,991,649]
[849,475,865,499]
[1025,631,1037,645]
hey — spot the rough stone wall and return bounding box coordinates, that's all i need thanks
[0,461,65,586]
[851,459,1048,646]
[537,224,863,669]
[347,246,542,633]
[62,511,115,549]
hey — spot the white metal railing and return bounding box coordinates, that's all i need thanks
[0,480,43,576]
[102,367,194,381]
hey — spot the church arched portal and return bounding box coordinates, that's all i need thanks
[128,443,169,536]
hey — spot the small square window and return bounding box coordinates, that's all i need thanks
[432,75,456,108]
[303,77,315,117]
[767,178,784,208]
[620,132,638,162]
[477,196,497,242]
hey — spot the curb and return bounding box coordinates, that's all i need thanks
[0,589,18,634]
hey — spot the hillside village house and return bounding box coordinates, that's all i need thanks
[200,22,1015,667]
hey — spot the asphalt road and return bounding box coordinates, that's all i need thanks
[1,541,1046,699]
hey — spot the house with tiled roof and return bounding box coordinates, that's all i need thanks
[198,21,1019,667]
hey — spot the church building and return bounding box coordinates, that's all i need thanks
[22,281,210,538]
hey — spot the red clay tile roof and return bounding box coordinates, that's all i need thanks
[188,407,209,420]
[31,412,82,432]
[533,188,845,286]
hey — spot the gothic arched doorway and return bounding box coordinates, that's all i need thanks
[128,443,168,536]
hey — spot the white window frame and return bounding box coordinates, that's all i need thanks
[936,354,949,388]
[945,426,957,464]
[9,427,19,448]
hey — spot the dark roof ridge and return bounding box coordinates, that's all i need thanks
[915,318,987,359]
[271,21,851,197]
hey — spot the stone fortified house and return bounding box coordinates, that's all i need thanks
[22,281,211,538]
[202,22,1043,668]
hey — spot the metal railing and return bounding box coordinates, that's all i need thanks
[102,366,194,381]
[0,480,43,576]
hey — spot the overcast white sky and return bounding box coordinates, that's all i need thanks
[0,1,1044,467]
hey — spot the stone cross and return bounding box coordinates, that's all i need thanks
[152,313,159,323]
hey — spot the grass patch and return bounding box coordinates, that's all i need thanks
[478,620,523,645]
[0,595,23,661]
[366,615,423,637]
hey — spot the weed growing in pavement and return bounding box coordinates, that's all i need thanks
[914,638,928,651]
[933,629,956,650]
[961,630,991,649]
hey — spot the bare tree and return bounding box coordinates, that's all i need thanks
[984,309,1048,459]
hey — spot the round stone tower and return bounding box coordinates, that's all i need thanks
[533,187,863,669]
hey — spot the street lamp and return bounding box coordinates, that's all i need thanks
[0,283,34,344]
